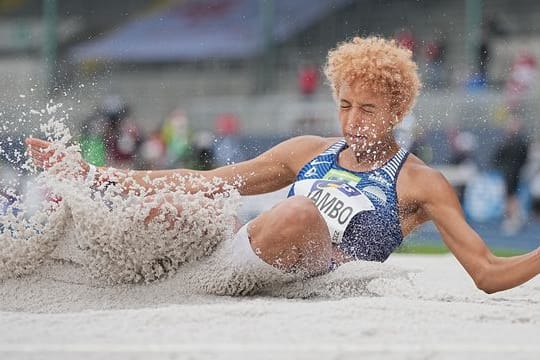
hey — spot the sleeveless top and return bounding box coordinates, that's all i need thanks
[287,139,409,262]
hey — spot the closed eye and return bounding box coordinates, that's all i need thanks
[361,106,375,114]
[340,100,352,109]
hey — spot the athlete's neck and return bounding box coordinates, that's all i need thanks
[341,137,400,172]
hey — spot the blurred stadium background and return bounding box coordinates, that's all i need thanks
[1,0,540,251]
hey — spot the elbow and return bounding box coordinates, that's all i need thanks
[471,251,504,294]
[476,282,498,295]
[473,268,499,294]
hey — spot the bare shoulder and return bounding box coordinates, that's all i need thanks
[272,135,341,170]
[399,154,456,203]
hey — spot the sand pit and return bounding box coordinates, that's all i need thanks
[1,253,539,359]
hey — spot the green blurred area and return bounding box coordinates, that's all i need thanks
[397,242,526,257]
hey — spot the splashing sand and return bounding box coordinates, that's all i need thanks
[1,104,254,285]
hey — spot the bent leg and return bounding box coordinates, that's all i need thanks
[247,196,333,275]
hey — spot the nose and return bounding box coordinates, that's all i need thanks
[345,108,367,133]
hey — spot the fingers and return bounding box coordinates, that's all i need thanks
[25,138,76,173]
[25,138,58,169]
[25,137,52,148]
[27,146,54,161]
[27,150,52,169]
[25,138,52,156]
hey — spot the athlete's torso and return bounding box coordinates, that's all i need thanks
[288,139,409,262]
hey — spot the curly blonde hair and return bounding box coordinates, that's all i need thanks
[324,36,421,117]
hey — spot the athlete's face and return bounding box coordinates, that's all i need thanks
[337,82,398,152]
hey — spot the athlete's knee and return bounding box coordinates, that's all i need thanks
[249,195,327,251]
[277,196,321,228]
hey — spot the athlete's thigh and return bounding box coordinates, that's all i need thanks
[246,196,332,270]
[248,196,328,237]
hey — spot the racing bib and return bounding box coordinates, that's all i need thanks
[290,178,374,244]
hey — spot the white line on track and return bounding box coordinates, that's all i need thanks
[1,343,540,353]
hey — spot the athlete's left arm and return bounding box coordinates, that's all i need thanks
[419,169,540,294]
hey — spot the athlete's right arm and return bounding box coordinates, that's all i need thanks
[123,135,325,196]
[26,136,328,196]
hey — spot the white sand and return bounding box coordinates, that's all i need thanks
[1,253,539,359]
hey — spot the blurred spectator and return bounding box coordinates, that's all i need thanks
[485,12,508,37]
[504,51,537,111]
[0,165,18,216]
[161,108,192,168]
[101,95,142,168]
[213,113,246,166]
[492,116,529,234]
[450,130,478,166]
[423,35,446,88]
[80,114,106,167]
[477,29,490,86]
[449,130,479,202]
[0,189,16,216]
[192,130,215,170]
[295,62,323,134]
[394,29,416,54]
[297,63,319,98]
[523,140,540,216]
[139,129,167,170]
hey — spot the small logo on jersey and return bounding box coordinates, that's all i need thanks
[368,173,391,188]
[323,169,360,186]
[304,167,317,177]
[363,185,387,205]
[311,180,361,196]
[310,159,333,166]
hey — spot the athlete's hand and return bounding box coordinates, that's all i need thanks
[25,137,90,175]
[26,138,58,170]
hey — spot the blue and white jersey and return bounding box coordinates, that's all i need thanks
[288,139,409,262]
